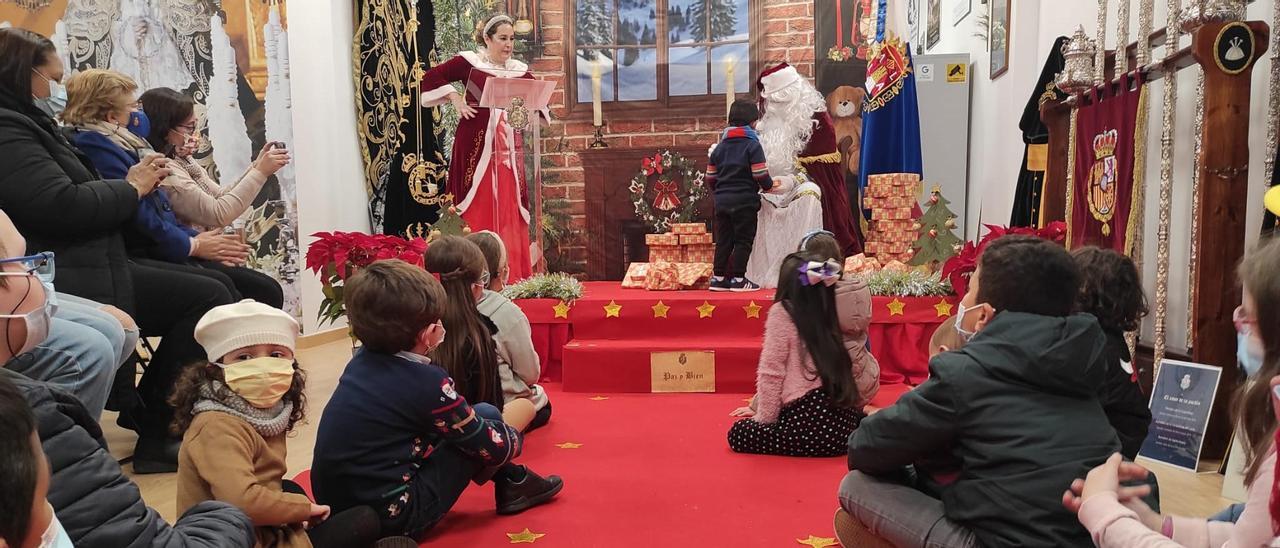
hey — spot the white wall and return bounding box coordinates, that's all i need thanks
[915,0,1274,352]
[287,0,371,334]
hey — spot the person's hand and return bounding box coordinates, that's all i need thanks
[126,154,170,197]
[192,230,250,265]
[252,143,291,176]
[451,92,478,119]
[729,406,755,417]
[1062,454,1159,527]
[98,305,138,332]
[303,503,330,529]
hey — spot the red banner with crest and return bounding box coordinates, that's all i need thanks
[1068,72,1147,254]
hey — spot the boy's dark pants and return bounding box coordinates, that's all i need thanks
[386,403,507,540]
[713,202,760,279]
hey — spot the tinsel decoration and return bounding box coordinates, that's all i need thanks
[1188,69,1206,349]
[1152,0,1182,379]
[503,272,585,301]
[857,269,953,297]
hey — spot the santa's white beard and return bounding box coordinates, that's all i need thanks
[757,84,828,177]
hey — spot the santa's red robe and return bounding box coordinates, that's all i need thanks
[800,112,865,256]
[420,51,535,278]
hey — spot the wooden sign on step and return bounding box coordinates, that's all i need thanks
[651,351,716,393]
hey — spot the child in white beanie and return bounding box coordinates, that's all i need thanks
[171,299,413,548]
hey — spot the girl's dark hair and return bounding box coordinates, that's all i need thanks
[798,231,841,262]
[0,28,58,128]
[775,251,858,407]
[0,374,38,547]
[1072,247,1148,332]
[169,361,307,435]
[1233,237,1280,484]
[140,87,194,154]
[466,231,505,289]
[425,236,503,408]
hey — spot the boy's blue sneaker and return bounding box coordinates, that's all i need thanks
[709,276,731,291]
[728,278,761,292]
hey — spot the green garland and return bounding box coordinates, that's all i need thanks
[503,273,585,301]
[628,149,707,233]
[857,269,954,297]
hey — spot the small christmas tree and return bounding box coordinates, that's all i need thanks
[426,196,470,243]
[909,186,963,270]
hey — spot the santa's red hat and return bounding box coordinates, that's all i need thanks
[757,63,802,97]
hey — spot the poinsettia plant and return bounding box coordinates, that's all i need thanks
[305,231,428,326]
[939,221,1068,298]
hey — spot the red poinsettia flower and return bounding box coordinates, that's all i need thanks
[940,221,1070,297]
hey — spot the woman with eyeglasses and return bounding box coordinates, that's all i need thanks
[138,87,289,233]
[1065,237,1280,547]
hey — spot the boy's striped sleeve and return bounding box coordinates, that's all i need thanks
[705,149,719,188]
[750,142,773,190]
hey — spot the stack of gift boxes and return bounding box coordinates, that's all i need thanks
[864,173,922,264]
[623,223,715,290]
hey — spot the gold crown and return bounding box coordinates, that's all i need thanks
[1092,129,1117,159]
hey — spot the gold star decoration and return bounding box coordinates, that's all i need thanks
[589,396,610,401]
[507,528,546,544]
[697,301,716,318]
[554,442,583,449]
[934,300,954,317]
[743,300,763,319]
[603,300,622,318]
[886,298,906,316]
[795,535,839,548]
[552,300,571,319]
[652,301,670,318]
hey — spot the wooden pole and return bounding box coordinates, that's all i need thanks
[1039,100,1073,224]
[1190,20,1269,460]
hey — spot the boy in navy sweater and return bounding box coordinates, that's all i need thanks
[707,99,774,292]
[312,260,562,540]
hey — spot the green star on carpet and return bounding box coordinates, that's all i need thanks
[795,535,839,547]
[507,528,546,543]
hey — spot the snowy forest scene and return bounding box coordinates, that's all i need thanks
[574,0,750,102]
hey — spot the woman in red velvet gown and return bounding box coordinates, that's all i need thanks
[420,14,534,280]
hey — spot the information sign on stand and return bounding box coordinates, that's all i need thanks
[1138,360,1224,471]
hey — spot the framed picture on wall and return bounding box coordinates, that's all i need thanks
[926,0,941,50]
[952,0,971,25]
[990,0,1011,79]
[907,0,921,47]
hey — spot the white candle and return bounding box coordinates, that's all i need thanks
[591,56,603,127]
[725,55,736,117]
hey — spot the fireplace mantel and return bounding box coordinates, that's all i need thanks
[581,146,713,280]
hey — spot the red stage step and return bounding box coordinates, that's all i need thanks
[559,283,771,393]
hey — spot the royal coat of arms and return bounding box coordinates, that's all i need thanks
[1086,129,1119,236]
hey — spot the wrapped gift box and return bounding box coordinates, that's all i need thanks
[866,195,917,209]
[645,233,679,246]
[675,262,712,287]
[670,222,708,235]
[878,230,919,244]
[874,207,915,221]
[644,262,681,290]
[875,219,918,232]
[649,245,684,263]
[845,254,883,275]
[623,262,650,288]
[678,233,713,245]
[683,243,714,263]
[866,240,913,255]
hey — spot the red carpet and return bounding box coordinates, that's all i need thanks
[296,384,859,547]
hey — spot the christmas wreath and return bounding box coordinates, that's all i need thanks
[629,150,707,233]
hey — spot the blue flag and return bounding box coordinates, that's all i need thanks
[857,6,924,194]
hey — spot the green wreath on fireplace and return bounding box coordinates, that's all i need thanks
[628,149,707,233]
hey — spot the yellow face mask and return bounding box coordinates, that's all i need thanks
[219,357,295,408]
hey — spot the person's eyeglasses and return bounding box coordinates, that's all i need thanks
[0,252,54,282]
[1234,305,1257,335]
[476,270,491,288]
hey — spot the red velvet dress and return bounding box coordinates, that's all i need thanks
[800,112,865,256]
[420,51,534,280]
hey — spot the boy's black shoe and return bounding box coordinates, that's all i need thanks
[709,276,731,292]
[496,466,564,515]
[729,278,761,292]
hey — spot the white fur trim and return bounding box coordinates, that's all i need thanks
[421,83,456,107]
[459,50,529,77]
[760,65,802,97]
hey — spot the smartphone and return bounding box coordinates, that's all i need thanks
[267,141,286,151]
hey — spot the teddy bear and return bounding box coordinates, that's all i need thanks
[826,85,866,181]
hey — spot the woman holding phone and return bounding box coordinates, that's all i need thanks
[1063,237,1280,547]
[140,87,290,233]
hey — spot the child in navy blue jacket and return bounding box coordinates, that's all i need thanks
[706,100,774,292]
[312,260,562,541]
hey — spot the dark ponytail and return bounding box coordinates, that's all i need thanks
[775,252,857,406]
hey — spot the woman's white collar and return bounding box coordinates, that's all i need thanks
[460,50,528,73]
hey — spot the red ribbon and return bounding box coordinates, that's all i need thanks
[835,0,844,48]
[642,153,664,176]
[652,180,681,211]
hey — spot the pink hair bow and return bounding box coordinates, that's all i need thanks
[798,260,842,287]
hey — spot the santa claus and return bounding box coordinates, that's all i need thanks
[756,63,864,257]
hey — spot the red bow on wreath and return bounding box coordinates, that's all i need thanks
[642,153,664,176]
[652,180,681,211]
